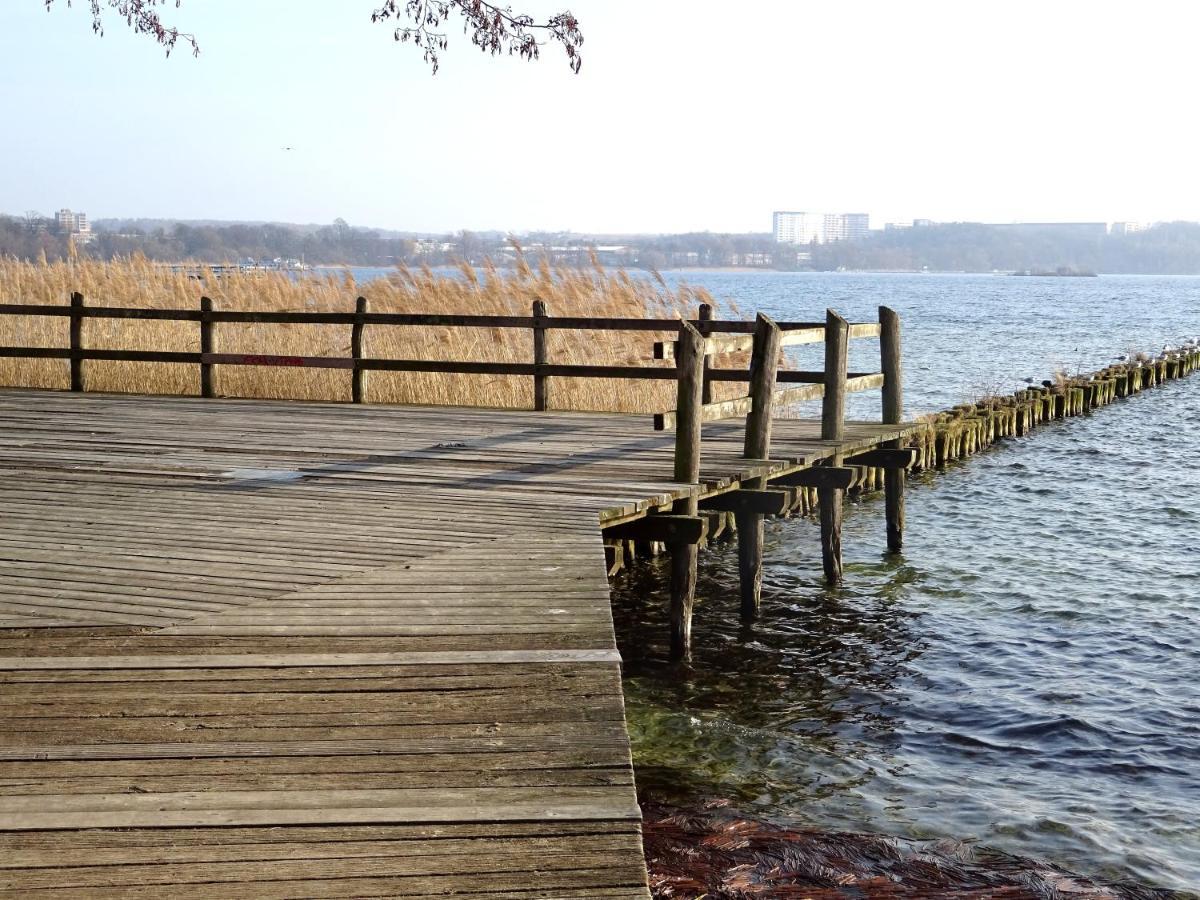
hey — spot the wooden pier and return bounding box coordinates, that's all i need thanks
[0,300,920,896]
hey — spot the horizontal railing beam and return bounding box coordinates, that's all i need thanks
[707,369,881,384]
[0,302,833,334]
[0,347,692,381]
[653,372,885,431]
[654,323,882,359]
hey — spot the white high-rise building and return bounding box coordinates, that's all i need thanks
[773,211,826,244]
[773,210,870,244]
[55,209,90,234]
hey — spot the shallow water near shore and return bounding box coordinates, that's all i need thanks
[612,273,1200,893]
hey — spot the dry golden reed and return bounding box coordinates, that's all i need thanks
[0,254,742,414]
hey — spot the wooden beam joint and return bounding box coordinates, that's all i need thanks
[606,514,707,545]
[844,447,918,469]
[700,488,789,516]
[772,466,856,491]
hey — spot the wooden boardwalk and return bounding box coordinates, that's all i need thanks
[0,388,913,897]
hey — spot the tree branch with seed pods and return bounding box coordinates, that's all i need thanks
[42,0,583,73]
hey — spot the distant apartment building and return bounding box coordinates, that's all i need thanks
[773,210,869,244]
[54,209,95,244]
[773,211,823,244]
[1109,221,1147,236]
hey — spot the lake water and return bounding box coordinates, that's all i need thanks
[624,272,1200,894]
[350,267,1199,893]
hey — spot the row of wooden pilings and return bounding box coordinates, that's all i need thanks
[605,306,908,661]
[905,343,1200,469]
[607,320,1200,661]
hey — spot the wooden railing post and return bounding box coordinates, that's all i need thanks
[819,309,849,584]
[532,299,548,411]
[69,292,83,392]
[351,296,368,403]
[880,306,905,553]
[669,320,705,661]
[737,313,781,619]
[821,309,848,444]
[698,302,714,405]
[199,296,214,399]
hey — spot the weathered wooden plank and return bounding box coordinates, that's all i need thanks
[0,384,925,897]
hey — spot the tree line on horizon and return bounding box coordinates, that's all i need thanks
[6,214,1200,275]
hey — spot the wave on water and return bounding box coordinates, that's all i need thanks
[614,272,1200,894]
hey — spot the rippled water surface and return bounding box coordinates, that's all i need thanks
[614,273,1200,893]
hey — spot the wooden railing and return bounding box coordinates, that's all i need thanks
[0,293,901,486]
[0,294,905,660]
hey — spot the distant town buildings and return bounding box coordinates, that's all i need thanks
[1109,222,1146,236]
[884,219,936,231]
[773,210,870,244]
[54,208,94,243]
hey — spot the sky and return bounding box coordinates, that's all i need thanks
[3,0,1200,234]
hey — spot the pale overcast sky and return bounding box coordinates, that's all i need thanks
[2,1,1198,232]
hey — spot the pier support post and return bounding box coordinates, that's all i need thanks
[532,299,549,411]
[350,296,367,403]
[699,302,714,405]
[820,309,849,584]
[737,314,781,620]
[200,296,214,398]
[668,321,705,661]
[880,306,905,553]
[69,292,83,392]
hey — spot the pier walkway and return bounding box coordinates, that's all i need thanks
[0,389,913,898]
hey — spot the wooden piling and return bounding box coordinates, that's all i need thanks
[199,297,214,399]
[737,313,781,619]
[820,309,849,584]
[699,302,714,405]
[669,321,705,661]
[880,306,905,553]
[351,296,367,403]
[532,299,549,411]
[69,292,83,392]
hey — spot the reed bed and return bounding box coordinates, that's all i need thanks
[0,255,741,414]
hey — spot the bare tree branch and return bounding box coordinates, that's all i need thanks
[45,0,199,56]
[370,1,582,74]
[43,1,584,73]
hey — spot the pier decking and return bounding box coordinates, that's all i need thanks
[0,389,914,897]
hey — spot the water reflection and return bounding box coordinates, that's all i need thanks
[613,508,930,811]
